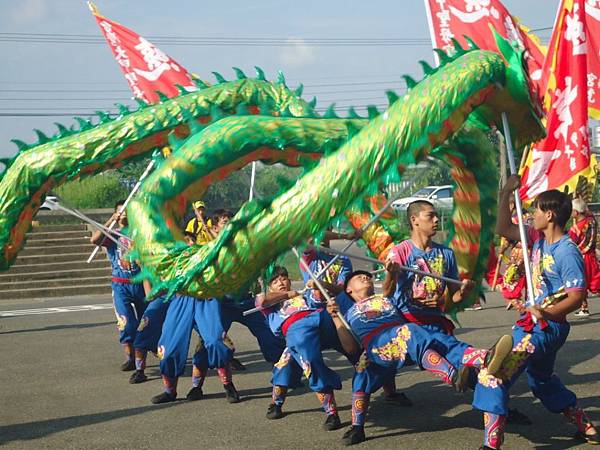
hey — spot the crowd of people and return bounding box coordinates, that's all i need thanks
[89,176,599,449]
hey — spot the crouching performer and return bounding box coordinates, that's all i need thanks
[337,270,515,446]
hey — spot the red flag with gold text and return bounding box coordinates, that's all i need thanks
[89,3,196,103]
[519,0,592,201]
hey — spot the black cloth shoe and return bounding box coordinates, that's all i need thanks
[151,391,177,404]
[266,403,284,420]
[574,430,600,444]
[383,392,413,407]
[342,426,366,446]
[186,386,204,401]
[224,383,241,403]
[485,335,513,377]
[120,359,135,371]
[507,408,532,425]
[323,413,342,431]
[128,370,147,384]
[478,446,496,450]
[230,358,247,371]
[453,366,473,393]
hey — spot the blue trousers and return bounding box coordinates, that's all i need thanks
[272,310,343,392]
[473,320,577,416]
[112,281,147,344]
[158,296,233,379]
[352,323,436,394]
[221,302,287,364]
[133,297,170,352]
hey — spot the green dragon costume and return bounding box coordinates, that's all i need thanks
[0,35,545,314]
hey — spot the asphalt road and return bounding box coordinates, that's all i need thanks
[1,292,599,450]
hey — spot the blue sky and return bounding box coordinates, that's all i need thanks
[0,0,557,159]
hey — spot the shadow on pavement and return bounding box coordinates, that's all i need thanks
[0,321,114,335]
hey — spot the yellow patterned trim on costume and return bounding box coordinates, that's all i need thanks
[370,325,411,362]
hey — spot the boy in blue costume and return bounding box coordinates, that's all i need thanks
[255,266,354,430]
[91,200,147,372]
[472,176,599,449]
[337,269,514,445]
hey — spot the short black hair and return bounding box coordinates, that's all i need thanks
[344,270,373,293]
[269,266,289,284]
[533,190,572,229]
[184,231,195,239]
[406,200,435,229]
[212,209,233,222]
[114,200,125,211]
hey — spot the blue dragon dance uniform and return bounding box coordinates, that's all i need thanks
[343,294,437,394]
[302,251,352,304]
[158,295,233,380]
[220,291,287,364]
[473,233,585,416]
[261,292,344,392]
[133,295,170,353]
[386,240,473,370]
[104,228,146,344]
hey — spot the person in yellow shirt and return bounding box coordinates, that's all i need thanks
[185,201,214,245]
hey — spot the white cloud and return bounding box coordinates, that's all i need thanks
[279,38,316,68]
[9,0,47,25]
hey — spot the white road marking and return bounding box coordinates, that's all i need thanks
[0,303,113,317]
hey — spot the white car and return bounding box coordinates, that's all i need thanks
[391,185,453,211]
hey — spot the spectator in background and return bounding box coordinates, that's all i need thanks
[185,200,214,245]
[569,198,600,317]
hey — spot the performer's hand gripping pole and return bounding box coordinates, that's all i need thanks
[501,113,537,313]
[291,247,360,343]
[87,159,156,263]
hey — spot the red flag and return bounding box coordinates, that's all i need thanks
[519,0,592,201]
[586,1,600,119]
[89,2,196,104]
[424,0,546,98]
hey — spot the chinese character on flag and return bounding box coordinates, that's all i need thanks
[519,0,593,201]
[424,0,546,98]
[88,2,196,104]
[586,0,600,119]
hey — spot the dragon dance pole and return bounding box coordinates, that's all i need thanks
[291,247,359,342]
[315,245,464,286]
[501,113,536,312]
[86,159,156,263]
[314,190,406,280]
[249,162,257,201]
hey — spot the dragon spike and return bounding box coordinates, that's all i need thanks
[181,108,204,134]
[193,78,209,89]
[367,106,380,120]
[280,106,294,117]
[324,104,338,119]
[433,48,451,64]
[54,122,70,138]
[174,84,189,95]
[294,83,304,97]
[451,38,467,55]
[346,106,361,119]
[402,75,418,89]
[95,110,112,123]
[308,96,317,109]
[33,129,50,145]
[115,103,131,116]
[232,67,247,79]
[463,35,479,50]
[209,103,225,120]
[156,91,170,103]
[419,60,435,75]
[74,117,93,131]
[10,139,30,152]
[345,121,362,139]
[254,66,266,81]
[212,71,227,84]
[135,97,149,109]
[385,90,400,106]
[276,70,286,86]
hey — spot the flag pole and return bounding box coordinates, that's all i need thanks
[501,113,537,312]
[249,162,257,201]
